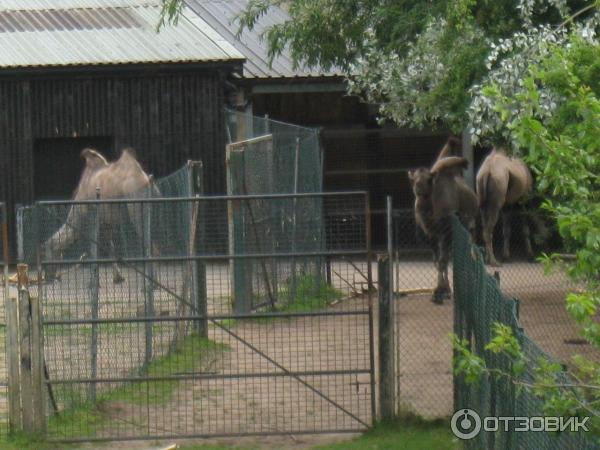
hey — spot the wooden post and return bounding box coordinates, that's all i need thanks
[30,295,46,434]
[378,255,396,420]
[187,161,207,337]
[143,181,155,368]
[89,189,100,402]
[0,202,20,430]
[6,294,21,432]
[17,264,33,433]
[227,146,250,314]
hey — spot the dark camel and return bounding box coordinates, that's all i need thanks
[408,139,478,304]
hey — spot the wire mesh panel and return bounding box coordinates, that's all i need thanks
[390,208,455,419]
[452,216,598,450]
[22,192,372,442]
[226,111,324,314]
[225,109,323,195]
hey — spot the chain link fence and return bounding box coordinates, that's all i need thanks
[225,109,323,195]
[453,215,597,450]
[225,110,325,314]
[10,189,373,442]
[390,196,583,420]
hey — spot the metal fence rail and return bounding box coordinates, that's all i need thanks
[11,191,373,442]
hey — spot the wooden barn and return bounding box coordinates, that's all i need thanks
[187,0,471,248]
[0,0,244,254]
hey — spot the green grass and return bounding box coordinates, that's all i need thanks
[0,432,71,450]
[0,417,460,450]
[47,335,228,437]
[273,274,343,314]
[311,419,460,450]
[178,418,460,450]
[179,445,259,450]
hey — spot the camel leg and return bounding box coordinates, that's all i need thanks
[432,221,451,304]
[482,208,501,267]
[501,210,511,261]
[43,245,59,282]
[465,216,476,244]
[522,215,534,260]
[108,235,125,284]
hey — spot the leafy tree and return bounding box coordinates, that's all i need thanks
[161,0,596,133]
[455,33,600,437]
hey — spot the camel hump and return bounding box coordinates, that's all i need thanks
[115,147,145,171]
[120,147,137,160]
[80,148,109,170]
[430,156,468,175]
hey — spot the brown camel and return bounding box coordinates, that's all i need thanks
[408,141,478,304]
[476,149,533,266]
[45,148,157,283]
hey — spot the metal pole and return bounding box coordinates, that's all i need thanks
[365,193,377,423]
[143,180,155,369]
[378,255,395,420]
[290,137,300,302]
[16,205,24,263]
[187,161,207,337]
[89,188,100,402]
[379,196,396,420]
[387,196,393,289]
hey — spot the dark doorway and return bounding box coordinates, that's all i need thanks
[34,137,114,200]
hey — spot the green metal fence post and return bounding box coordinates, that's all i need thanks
[227,146,251,314]
[143,181,154,369]
[188,161,207,336]
[379,196,396,420]
[89,189,100,402]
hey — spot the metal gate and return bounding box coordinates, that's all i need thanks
[10,192,373,442]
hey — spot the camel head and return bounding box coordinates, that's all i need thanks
[408,167,433,198]
[436,135,462,160]
[430,156,468,177]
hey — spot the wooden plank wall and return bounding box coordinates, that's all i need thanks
[0,70,228,257]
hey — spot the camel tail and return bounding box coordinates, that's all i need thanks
[476,171,490,208]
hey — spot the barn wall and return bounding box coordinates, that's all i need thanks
[0,69,230,258]
[251,90,450,249]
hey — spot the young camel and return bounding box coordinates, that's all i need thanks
[408,141,478,304]
[44,148,157,283]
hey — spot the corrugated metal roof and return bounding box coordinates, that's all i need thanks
[0,0,245,69]
[185,0,342,79]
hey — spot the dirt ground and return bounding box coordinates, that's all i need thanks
[390,259,593,420]
[64,299,373,441]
